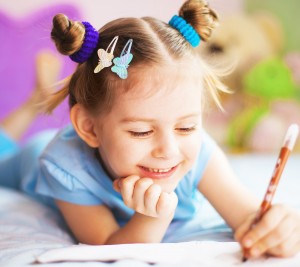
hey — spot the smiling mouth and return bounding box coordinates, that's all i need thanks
[143,167,172,173]
[139,165,178,179]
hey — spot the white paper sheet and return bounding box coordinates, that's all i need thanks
[36,241,300,266]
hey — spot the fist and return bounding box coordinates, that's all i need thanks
[235,204,300,259]
[113,175,178,218]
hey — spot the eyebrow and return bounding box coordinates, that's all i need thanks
[120,113,201,123]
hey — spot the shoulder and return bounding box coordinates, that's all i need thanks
[41,124,84,156]
[36,124,104,205]
[200,130,218,156]
[188,130,218,186]
[39,124,96,168]
[174,130,218,212]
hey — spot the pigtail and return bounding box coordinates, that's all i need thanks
[201,62,230,111]
[51,14,85,55]
[179,0,218,42]
[42,14,86,114]
[41,76,70,114]
[177,0,231,110]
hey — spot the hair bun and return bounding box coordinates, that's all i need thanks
[51,13,85,55]
[179,0,219,41]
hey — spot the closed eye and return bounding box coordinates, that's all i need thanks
[176,127,196,133]
[128,130,153,137]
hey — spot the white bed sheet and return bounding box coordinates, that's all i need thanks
[0,154,299,267]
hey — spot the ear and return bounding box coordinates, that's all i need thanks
[70,104,100,148]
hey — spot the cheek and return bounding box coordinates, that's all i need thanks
[182,134,202,159]
[102,136,149,172]
[105,140,131,163]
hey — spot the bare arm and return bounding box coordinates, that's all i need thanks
[198,147,300,259]
[56,186,175,245]
[56,201,118,245]
[107,212,173,244]
[198,146,260,230]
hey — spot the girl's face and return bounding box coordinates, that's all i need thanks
[95,71,203,192]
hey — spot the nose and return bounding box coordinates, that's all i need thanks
[151,131,180,159]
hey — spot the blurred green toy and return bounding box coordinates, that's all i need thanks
[244,57,298,100]
[227,57,300,152]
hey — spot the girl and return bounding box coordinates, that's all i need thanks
[1,0,300,260]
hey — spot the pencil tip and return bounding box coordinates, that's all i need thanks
[242,256,248,262]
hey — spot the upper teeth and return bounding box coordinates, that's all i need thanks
[146,167,172,173]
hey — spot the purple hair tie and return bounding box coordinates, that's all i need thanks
[69,21,99,63]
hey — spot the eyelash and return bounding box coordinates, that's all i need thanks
[177,127,196,133]
[129,127,196,137]
[129,131,153,137]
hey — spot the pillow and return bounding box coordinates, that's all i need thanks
[0,187,74,266]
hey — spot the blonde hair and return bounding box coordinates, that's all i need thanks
[45,0,227,115]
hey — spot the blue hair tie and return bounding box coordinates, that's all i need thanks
[70,21,99,63]
[169,15,201,47]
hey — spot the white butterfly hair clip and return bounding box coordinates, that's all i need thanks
[94,36,119,73]
[111,39,133,79]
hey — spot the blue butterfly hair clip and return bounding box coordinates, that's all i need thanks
[111,39,133,79]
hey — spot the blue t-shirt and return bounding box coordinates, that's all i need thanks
[0,129,19,158]
[35,125,217,225]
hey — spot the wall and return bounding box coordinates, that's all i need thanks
[0,0,243,22]
[246,0,300,52]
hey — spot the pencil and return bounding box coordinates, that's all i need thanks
[242,124,299,262]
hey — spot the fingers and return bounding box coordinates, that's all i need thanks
[116,175,159,215]
[131,178,154,212]
[113,179,121,192]
[144,183,162,216]
[234,213,256,243]
[245,215,295,258]
[236,205,300,259]
[267,229,300,257]
[114,175,178,218]
[241,206,287,249]
[118,175,141,207]
[157,191,178,218]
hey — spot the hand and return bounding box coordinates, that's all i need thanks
[113,175,178,218]
[234,204,300,259]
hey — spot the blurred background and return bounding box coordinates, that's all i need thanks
[0,0,299,153]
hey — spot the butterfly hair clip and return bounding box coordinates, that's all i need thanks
[111,39,133,79]
[94,36,119,73]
